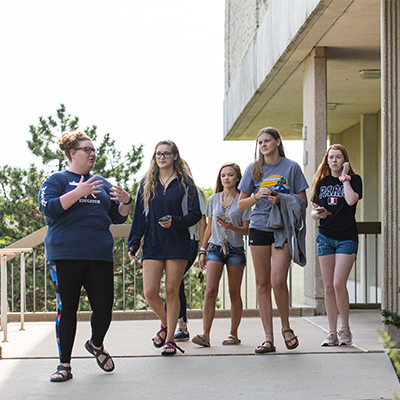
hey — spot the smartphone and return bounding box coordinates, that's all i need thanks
[217,216,225,223]
[159,215,170,222]
[316,207,332,215]
[269,189,277,197]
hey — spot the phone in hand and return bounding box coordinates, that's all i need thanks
[159,215,170,222]
[216,216,225,223]
[316,206,332,215]
[269,189,277,197]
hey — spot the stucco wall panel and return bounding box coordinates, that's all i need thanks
[224,0,324,137]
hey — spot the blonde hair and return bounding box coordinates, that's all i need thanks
[310,144,356,201]
[214,163,242,193]
[59,130,91,162]
[252,127,285,181]
[142,140,192,211]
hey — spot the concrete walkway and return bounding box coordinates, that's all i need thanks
[0,310,398,399]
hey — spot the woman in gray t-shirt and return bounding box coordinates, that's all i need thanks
[192,163,251,347]
[238,127,308,354]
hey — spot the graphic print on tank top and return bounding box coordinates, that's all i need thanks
[260,175,290,194]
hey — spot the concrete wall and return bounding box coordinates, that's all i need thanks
[224,0,323,137]
[224,0,271,91]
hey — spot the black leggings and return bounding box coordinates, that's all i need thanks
[49,259,114,364]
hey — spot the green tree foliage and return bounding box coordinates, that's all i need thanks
[1,104,144,311]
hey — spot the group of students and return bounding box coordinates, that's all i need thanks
[38,127,362,382]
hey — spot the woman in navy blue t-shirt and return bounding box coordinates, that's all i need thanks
[311,144,362,347]
[39,130,132,382]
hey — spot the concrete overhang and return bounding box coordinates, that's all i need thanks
[223,0,381,141]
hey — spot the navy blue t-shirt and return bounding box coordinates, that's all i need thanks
[314,174,363,242]
[38,170,127,262]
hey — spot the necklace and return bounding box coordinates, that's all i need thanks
[159,171,176,195]
[221,191,237,217]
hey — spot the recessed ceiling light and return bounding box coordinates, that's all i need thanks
[327,103,337,111]
[360,69,381,79]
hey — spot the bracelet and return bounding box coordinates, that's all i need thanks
[251,193,259,201]
[339,175,351,183]
[123,196,132,205]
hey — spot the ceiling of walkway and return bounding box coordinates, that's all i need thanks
[226,0,381,141]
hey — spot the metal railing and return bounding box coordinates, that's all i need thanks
[0,223,382,337]
[349,222,381,305]
[0,248,32,341]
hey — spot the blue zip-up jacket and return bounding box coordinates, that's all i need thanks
[128,175,201,260]
[38,170,128,262]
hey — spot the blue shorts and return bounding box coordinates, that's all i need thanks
[316,233,358,256]
[206,243,246,266]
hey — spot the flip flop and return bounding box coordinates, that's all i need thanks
[192,334,210,347]
[222,334,241,345]
[255,340,276,354]
[85,340,115,372]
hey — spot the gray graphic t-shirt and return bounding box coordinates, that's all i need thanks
[238,157,308,232]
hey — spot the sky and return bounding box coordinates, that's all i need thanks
[0,0,302,189]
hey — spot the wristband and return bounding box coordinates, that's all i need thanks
[123,196,132,205]
[251,193,259,201]
[200,247,208,252]
[339,175,351,183]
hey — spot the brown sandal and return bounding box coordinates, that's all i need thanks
[255,340,276,354]
[192,334,210,347]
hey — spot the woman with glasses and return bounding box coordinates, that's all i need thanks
[192,163,250,348]
[128,140,201,355]
[238,127,308,354]
[39,130,132,382]
[310,144,362,346]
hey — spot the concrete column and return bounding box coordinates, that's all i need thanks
[303,47,327,314]
[381,1,400,343]
[360,114,379,221]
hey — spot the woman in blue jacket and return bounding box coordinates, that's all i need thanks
[39,130,131,382]
[128,140,201,356]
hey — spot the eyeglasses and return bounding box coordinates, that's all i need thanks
[75,147,97,155]
[155,152,173,159]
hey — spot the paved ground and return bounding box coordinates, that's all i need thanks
[0,310,399,399]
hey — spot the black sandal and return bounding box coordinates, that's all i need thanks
[255,340,276,354]
[161,341,185,356]
[50,364,73,382]
[282,329,299,350]
[85,340,115,372]
[153,324,168,348]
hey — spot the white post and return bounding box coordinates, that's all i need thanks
[20,253,25,331]
[1,255,8,342]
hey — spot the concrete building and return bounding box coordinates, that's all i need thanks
[223,0,400,340]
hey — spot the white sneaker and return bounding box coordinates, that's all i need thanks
[338,328,353,345]
[321,332,339,346]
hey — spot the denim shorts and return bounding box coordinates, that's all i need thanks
[316,232,358,256]
[206,243,246,266]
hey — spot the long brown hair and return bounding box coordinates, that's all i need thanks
[214,163,242,193]
[310,144,356,201]
[252,127,285,181]
[142,140,192,211]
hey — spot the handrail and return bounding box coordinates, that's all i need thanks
[0,248,32,342]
